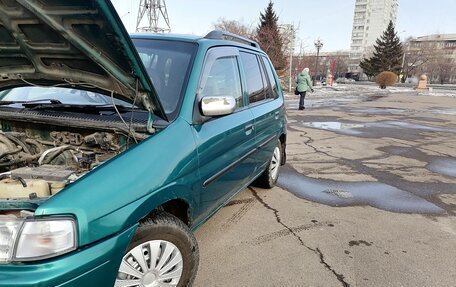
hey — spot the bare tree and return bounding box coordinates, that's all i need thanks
[401,39,434,82]
[427,50,455,84]
[213,18,255,39]
[332,55,349,78]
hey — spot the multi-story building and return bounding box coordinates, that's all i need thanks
[404,34,456,84]
[349,0,398,76]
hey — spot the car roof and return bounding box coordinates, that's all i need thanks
[130,32,265,54]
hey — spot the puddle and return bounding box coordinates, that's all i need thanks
[349,107,408,114]
[430,108,456,116]
[301,122,364,135]
[375,121,456,133]
[298,120,456,135]
[427,158,456,178]
[277,165,446,214]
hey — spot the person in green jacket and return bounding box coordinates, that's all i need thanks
[296,67,314,110]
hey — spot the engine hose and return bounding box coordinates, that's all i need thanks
[0,153,41,168]
[0,134,16,151]
[3,134,31,154]
[38,145,78,165]
[0,146,22,159]
[25,138,46,154]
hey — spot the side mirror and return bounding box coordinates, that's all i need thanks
[200,95,236,117]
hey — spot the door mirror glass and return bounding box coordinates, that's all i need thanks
[201,95,236,117]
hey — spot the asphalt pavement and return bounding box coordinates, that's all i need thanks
[194,86,456,287]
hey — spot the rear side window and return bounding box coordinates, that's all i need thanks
[261,56,278,99]
[200,56,243,109]
[240,52,266,104]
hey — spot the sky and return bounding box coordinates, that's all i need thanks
[111,0,456,53]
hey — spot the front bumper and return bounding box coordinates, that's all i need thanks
[0,225,136,287]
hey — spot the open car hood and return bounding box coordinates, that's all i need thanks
[0,0,167,120]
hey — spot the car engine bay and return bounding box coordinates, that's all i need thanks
[0,116,148,200]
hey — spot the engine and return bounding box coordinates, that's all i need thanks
[0,121,137,199]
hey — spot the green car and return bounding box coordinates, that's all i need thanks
[0,1,286,286]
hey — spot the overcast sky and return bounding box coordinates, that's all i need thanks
[111,0,456,53]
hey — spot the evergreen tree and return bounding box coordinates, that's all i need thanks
[359,58,375,79]
[360,21,403,77]
[256,1,286,70]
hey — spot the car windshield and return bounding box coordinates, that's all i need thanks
[0,87,134,107]
[132,39,197,120]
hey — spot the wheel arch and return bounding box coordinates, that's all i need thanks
[144,198,192,227]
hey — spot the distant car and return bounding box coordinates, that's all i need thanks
[0,1,287,286]
[336,77,355,84]
[336,77,348,83]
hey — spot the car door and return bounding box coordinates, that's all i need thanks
[191,47,257,221]
[239,52,284,172]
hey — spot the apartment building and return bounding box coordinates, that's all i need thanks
[349,0,398,75]
[405,34,456,84]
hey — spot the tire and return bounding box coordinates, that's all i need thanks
[115,211,199,287]
[253,140,282,189]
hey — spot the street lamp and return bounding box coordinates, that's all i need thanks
[314,38,324,85]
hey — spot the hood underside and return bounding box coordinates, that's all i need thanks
[0,0,167,120]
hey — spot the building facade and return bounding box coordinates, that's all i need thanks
[349,0,398,75]
[405,34,456,84]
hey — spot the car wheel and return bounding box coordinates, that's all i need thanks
[253,140,282,189]
[115,212,199,287]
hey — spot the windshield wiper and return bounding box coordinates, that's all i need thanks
[22,103,141,113]
[0,99,62,106]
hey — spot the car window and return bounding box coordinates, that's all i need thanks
[261,56,278,99]
[0,86,132,106]
[132,39,197,120]
[239,52,266,104]
[201,56,243,109]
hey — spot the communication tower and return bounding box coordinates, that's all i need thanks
[136,0,171,33]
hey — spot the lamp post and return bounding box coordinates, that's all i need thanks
[314,38,324,85]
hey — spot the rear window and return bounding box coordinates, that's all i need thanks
[132,39,197,120]
[261,56,278,99]
[239,52,266,104]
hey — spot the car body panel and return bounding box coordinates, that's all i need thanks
[0,224,136,287]
[34,117,199,245]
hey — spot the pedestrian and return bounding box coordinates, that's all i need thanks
[296,67,314,110]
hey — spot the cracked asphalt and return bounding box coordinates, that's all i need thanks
[194,87,456,287]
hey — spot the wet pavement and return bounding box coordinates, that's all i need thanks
[277,164,446,214]
[285,90,455,215]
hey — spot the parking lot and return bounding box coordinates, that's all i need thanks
[194,86,456,286]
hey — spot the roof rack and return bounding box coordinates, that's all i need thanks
[204,30,260,48]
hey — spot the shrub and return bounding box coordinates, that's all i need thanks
[376,71,398,89]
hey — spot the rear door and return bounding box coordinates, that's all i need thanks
[192,47,257,221]
[239,52,284,172]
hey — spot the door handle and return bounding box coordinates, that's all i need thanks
[274,111,280,119]
[244,124,254,135]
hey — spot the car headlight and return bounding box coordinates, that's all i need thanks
[0,217,77,263]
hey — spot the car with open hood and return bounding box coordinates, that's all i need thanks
[0,0,287,286]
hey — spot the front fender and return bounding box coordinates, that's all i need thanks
[35,117,200,246]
